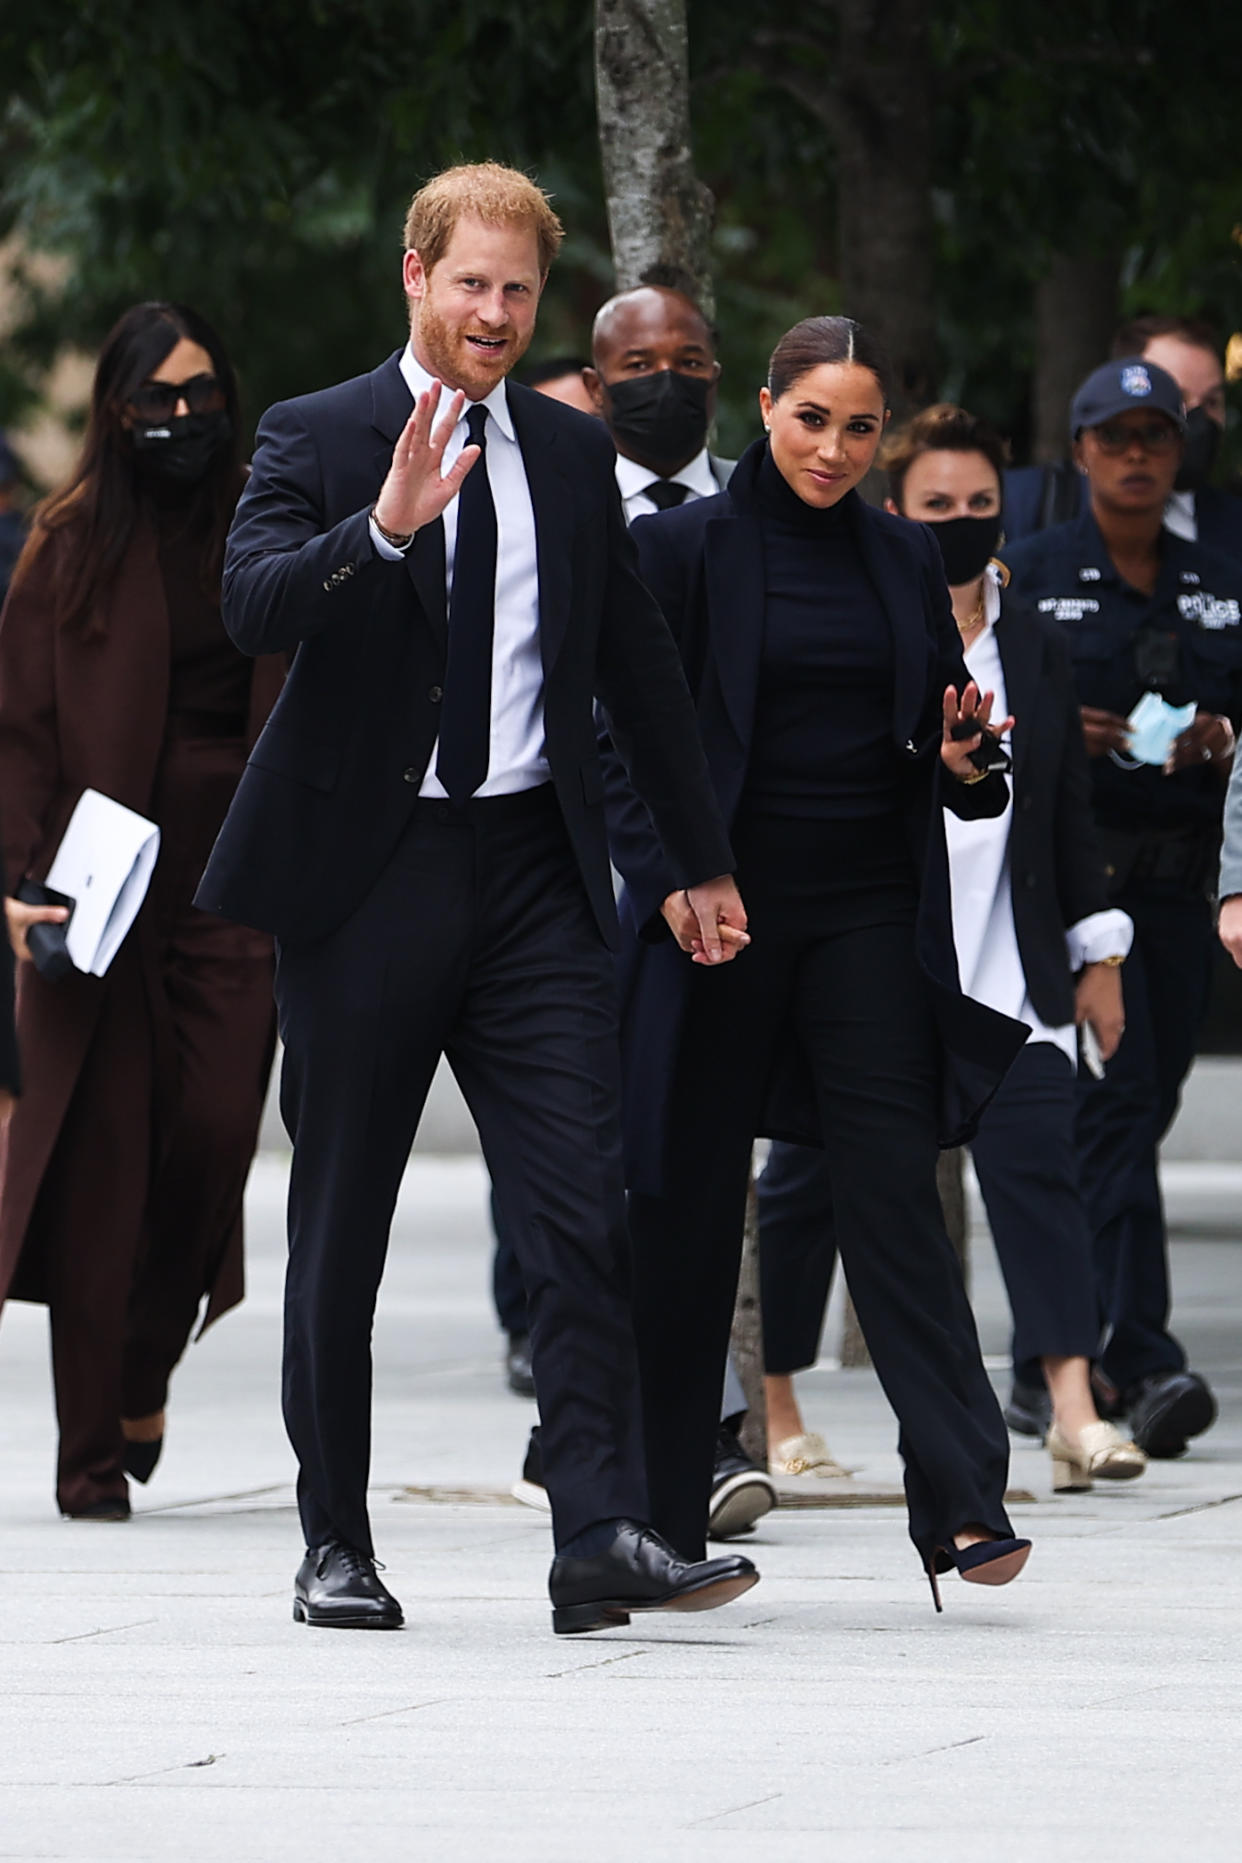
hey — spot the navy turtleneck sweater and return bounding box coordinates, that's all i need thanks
[744,448,899,819]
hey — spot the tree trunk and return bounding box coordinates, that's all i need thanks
[594,0,715,311]
[731,1176,767,1465]
[1031,251,1121,462]
[831,0,936,414]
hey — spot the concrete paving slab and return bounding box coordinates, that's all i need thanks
[1,1153,1240,1861]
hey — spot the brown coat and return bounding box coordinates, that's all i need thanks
[0,513,284,1316]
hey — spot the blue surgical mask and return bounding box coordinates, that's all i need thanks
[1125,692,1196,766]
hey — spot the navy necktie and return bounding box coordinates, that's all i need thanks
[643,479,690,511]
[436,402,497,802]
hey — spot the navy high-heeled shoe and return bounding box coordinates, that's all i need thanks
[926,1535,1031,1612]
[123,1436,163,1484]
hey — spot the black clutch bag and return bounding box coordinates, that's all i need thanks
[15,878,75,982]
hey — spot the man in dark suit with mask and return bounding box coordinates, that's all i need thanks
[585,284,735,517]
[197,162,758,1636]
[509,280,775,1543]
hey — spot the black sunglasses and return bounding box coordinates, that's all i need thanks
[128,373,226,422]
[1091,419,1180,455]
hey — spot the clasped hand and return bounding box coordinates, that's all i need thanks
[373,380,480,539]
[661,876,750,965]
[940,682,1013,780]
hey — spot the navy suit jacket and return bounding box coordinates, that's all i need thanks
[195,351,733,945]
[599,451,1028,1192]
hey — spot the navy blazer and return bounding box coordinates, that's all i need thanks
[600,448,1028,1194]
[991,593,1110,1026]
[195,352,732,945]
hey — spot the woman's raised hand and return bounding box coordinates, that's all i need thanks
[940,681,1014,782]
[373,382,480,540]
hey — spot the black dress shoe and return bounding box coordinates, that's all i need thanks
[293,1542,403,1629]
[505,1332,536,1398]
[1126,1370,1217,1459]
[548,1520,759,1635]
[1002,1378,1051,1438]
[708,1426,777,1539]
[123,1437,163,1484]
[511,1424,551,1512]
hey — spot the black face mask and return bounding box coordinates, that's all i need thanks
[928,512,1003,587]
[1174,405,1222,492]
[131,410,231,485]
[605,371,711,471]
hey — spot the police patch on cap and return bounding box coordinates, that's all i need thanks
[1069,355,1186,439]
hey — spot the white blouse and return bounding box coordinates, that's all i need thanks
[944,568,1132,1065]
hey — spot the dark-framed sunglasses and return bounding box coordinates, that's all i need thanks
[128,373,226,422]
[1091,419,1181,455]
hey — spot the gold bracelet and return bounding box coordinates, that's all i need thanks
[1094,954,1125,967]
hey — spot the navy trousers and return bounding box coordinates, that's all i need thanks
[629,894,1012,1568]
[1068,887,1214,1395]
[274,788,647,1556]
[762,1041,1101,1378]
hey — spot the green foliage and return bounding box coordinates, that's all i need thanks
[2,1,1241,466]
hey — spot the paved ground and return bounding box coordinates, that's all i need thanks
[2,1152,1241,1862]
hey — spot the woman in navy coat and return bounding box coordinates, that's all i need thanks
[602,317,1030,1607]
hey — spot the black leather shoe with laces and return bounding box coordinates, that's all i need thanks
[293,1542,403,1629]
[548,1520,758,1635]
[1126,1370,1217,1459]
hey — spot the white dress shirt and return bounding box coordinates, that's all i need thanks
[369,344,549,798]
[944,568,1132,1066]
[615,446,721,525]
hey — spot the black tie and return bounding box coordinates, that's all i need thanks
[643,479,690,511]
[437,403,497,802]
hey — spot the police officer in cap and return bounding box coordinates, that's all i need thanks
[1002,357,1241,1458]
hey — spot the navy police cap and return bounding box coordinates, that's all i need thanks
[1070,356,1186,440]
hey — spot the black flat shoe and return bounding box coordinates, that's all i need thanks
[1002,1379,1051,1438]
[504,1332,536,1399]
[123,1437,163,1484]
[926,1536,1031,1612]
[708,1426,777,1540]
[293,1542,404,1629]
[548,1520,758,1635]
[1126,1370,1217,1459]
[64,1496,131,1522]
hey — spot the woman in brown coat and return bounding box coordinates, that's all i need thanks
[0,301,283,1520]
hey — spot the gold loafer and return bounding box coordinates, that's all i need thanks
[769,1431,850,1479]
[1046,1421,1147,1493]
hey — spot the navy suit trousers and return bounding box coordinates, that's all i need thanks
[274,786,647,1555]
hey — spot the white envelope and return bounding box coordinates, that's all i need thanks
[45,789,161,977]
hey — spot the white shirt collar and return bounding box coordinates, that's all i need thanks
[399,340,516,443]
[614,445,718,502]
